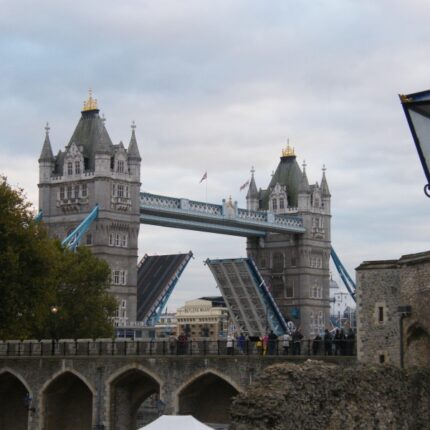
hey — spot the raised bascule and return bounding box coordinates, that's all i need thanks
[38,92,346,338]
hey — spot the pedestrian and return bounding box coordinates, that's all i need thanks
[262,333,269,356]
[312,334,322,355]
[268,330,278,355]
[324,329,332,356]
[346,328,355,356]
[334,329,342,356]
[256,337,263,355]
[226,333,234,355]
[282,332,292,355]
[237,332,245,354]
[292,329,303,355]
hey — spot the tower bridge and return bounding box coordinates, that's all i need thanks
[38,92,333,340]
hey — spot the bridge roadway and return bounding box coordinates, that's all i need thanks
[139,192,306,237]
[0,339,355,430]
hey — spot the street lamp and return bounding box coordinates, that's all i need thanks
[400,90,430,197]
[50,305,59,355]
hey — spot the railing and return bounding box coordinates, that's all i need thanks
[140,193,181,210]
[0,339,356,357]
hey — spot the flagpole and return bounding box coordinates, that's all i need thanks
[205,173,208,206]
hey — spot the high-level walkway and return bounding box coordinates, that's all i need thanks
[139,192,305,237]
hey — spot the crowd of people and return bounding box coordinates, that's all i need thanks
[169,327,355,356]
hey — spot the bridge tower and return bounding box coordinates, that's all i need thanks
[246,144,331,337]
[38,91,141,325]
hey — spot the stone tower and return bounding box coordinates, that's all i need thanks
[38,92,141,325]
[246,144,331,337]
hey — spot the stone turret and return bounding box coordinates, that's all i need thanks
[38,123,54,183]
[320,165,331,214]
[246,167,259,211]
[298,161,310,211]
[127,121,141,181]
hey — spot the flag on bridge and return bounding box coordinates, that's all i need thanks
[199,171,207,183]
[240,180,249,191]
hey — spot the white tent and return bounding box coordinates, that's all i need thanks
[139,415,214,430]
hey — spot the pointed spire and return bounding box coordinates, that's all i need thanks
[128,120,141,161]
[321,164,331,197]
[247,166,258,199]
[39,122,54,162]
[298,159,310,193]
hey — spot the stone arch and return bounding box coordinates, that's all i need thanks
[0,369,31,430]
[40,369,94,430]
[176,369,242,425]
[108,364,162,430]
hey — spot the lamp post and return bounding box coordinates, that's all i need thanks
[50,305,59,355]
[400,90,430,197]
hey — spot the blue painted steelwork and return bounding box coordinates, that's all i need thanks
[61,205,99,251]
[140,192,305,237]
[331,247,356,302]
[246,258,289,335]
[34,210,43,223]
[146,251,193,326]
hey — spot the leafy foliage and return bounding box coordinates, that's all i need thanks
[0,176,117,339]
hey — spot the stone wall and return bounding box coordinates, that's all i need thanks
[230,361,430,430]
[356,250,430,368]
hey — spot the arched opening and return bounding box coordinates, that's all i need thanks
[110,368,161,430]
[43,371,93,430]
[178,372,239,426]
[0,371,29,430]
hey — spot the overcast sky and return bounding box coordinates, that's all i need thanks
[1,0,430,310]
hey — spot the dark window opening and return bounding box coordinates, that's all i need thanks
[379,354,385,364]
[378,307,384,323]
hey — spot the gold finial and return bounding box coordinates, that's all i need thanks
[83,88,98,111]
[282,138,295,157]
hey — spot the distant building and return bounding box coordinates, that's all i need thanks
[176,297,229,340]
[330,278,349,316]
[154,312,177,338]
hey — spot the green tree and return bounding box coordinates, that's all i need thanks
[0,176,117,340]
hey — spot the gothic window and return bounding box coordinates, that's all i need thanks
[285,281,294,298]
[75,161,81,175]
[85,233,92,245]
[121,234,127,247]
[67,186,72,199]
[273,252,284,272]
[120,270,126,285]
[67,162,73,176]
[112,184,116,197]
[314,197,320,207]
[73,185,79,199]
[81,184,87,197]
[109,233,114,246]
[60,187,65,200]
[115,234,120,247]
[118,185,124,197]
[117,160,124,173]
[279,198,284,209]
[125,186,129,198]
[272,198,277,210]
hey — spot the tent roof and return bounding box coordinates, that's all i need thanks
[139,415,213,430]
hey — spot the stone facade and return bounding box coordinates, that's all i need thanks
[356,250,430,367]
[230,361,430,430]
[38,94,141,325]
[0,353,308,430]
[246,147,331,338]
